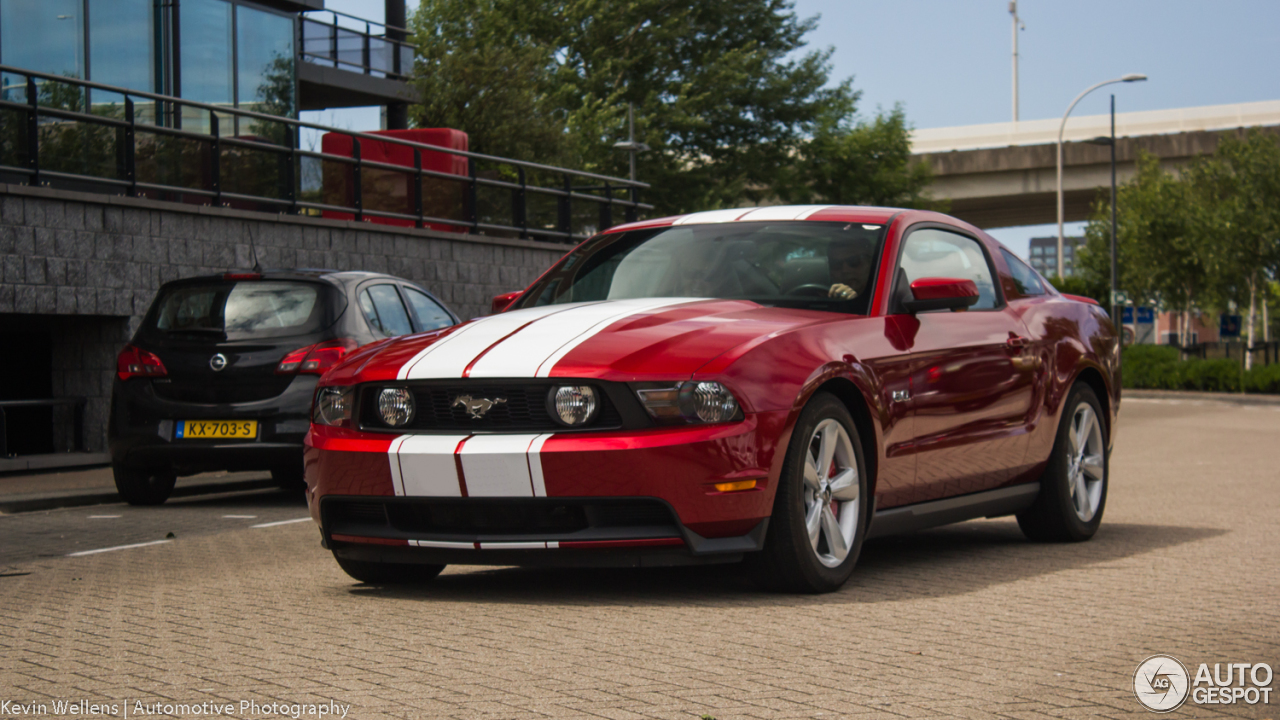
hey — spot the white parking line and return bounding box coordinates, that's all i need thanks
[222,515,258,519]
[251,517,311,528]
[87,515,122,519]
[67,539,171,557]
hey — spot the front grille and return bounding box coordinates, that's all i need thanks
[323,497,680,542]
[360,382,623,432]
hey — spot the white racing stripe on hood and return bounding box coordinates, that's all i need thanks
[736,205,832,221]
[399,302,599,380]
[468,297,703,378]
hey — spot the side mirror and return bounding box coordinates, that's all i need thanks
[491,291,521,314]
[903,278,980,313]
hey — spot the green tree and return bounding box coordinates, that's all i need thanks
[1183,130,1280,368]
[408,0,934,216]
[1078,153,1206,345]
[776,104,938,208]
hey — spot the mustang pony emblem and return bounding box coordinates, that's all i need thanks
[452,395,507,419]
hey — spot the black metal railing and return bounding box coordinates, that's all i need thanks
[299,9,415,80]
[0,398,86,457]
[0,65,649,244]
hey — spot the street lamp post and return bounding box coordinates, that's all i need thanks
[1087,95,1120,327]
[1056,73,1147,281]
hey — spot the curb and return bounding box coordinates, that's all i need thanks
[0,478,279,514]
[1124,389,1280,406]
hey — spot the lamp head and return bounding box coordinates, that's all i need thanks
[1122,74,1148,83]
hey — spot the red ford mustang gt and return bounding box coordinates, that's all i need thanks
[304,206,1119,592]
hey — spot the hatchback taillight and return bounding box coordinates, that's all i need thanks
[117,345,168,381]
[276,338,359,375]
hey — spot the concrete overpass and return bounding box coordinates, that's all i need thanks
[912,100,1280,229]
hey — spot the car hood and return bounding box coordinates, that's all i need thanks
[327,298,844,383]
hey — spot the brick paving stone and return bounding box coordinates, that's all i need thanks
[0,399,1278,719]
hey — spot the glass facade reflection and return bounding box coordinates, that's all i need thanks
[0,0,297,127]
[236,4,294,117]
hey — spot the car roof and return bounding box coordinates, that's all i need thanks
[164,269,412,287]
[604,205,906,234]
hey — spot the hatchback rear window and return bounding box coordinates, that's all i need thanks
[149,281,331,339]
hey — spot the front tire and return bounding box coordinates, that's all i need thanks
[751,392,868,593]
[113,465,177,506]
[333,554,446,585]
[1017,383,1108,542]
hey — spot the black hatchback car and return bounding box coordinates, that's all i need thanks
[109,269,459,505]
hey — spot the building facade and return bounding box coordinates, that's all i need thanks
[0,0,415,130]
[1028,235,1083,278]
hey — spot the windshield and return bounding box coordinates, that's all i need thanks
[148,281,334,340]
[514,221,885,314]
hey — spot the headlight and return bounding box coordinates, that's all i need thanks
[682,381,740,423]
[549,385,598,426]
[633,381,742,424]
[377,387,415,427]
[313,386,352,427]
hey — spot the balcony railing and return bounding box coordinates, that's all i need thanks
[0,65,649,244]
[299,9,414,80]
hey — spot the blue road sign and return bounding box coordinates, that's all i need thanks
[1136,307,1155,324]
[1220,314,1242,338]
[1122,307,1133,324]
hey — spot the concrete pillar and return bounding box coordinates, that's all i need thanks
[385,0,409,130]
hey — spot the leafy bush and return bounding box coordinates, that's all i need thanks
[1177,359,1241,392]
[1122,344,1280,394]
[1122,345,1181,390]
[1244,363,1280,394]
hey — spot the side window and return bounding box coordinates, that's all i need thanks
[359,285,414,337]
[1000,248,1046,298]
[403,287,455,331]
[897,228,999,310]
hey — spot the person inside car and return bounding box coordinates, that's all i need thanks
[827,240,876,300]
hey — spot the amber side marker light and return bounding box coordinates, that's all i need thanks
[714,480,758,493]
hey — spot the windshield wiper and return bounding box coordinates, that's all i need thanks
[163,328,227,338]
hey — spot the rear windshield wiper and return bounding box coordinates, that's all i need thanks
[162,328,227,339]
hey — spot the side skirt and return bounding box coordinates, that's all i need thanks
[866,483,1040,540]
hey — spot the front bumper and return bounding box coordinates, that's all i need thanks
[304,410,790,564]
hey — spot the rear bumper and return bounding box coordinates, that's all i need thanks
[109,375,317,475]
[305,410,791,564]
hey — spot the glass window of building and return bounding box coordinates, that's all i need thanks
[89,0,156,119]
[1,0,84,102]
[236,4,294,118]
[180,0,234,128]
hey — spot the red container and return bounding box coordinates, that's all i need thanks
[321,128,469,232]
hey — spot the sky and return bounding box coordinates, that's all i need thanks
[313,0,1280,258]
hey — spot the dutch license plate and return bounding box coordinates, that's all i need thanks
[176,420,257,440]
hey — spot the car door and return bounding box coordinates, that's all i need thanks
[889,226,1039,502]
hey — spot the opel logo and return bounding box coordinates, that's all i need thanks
[452,395,506,419]
[209,353,228,372]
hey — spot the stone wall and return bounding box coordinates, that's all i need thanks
[0,184,571,453]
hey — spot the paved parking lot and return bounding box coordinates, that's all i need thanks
[1,398,1277,719]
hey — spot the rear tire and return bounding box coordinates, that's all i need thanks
[749,392,868,593]
[113,466,177,506]
[333,554,445,585]
[1017,383,1108,542]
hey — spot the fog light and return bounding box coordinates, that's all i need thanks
[377,387,415,427]
[550,385,598,426]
